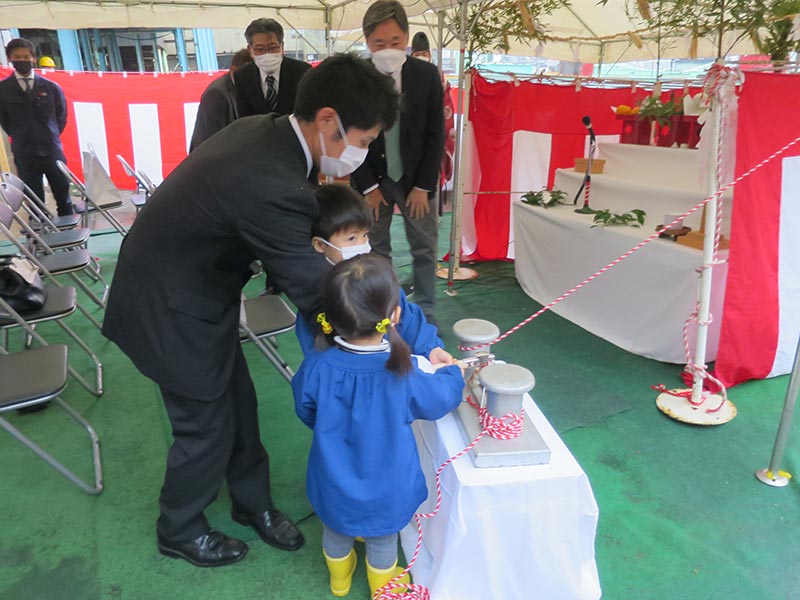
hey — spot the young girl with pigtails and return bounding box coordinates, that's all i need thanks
[292,253,465,598]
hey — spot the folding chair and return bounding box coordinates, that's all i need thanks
[0,295,103,495]
[56,160,128,237]
[239,294,297,383]
[0,274,104,397]
[116,154,152,214]
[1,171,82,231]
[0,181,91,256]
[0,185,108,311]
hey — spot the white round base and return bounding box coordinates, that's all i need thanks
[655,390,737,425]
[755,468,792,488]
[436,266,479,281]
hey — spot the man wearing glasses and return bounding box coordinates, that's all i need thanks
[234,18,311,118]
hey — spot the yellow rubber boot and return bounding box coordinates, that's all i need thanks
[324,549,357,597]
[366,559,410,597]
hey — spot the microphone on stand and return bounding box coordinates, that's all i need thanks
[582,115,596,142]
[574,115,598,214]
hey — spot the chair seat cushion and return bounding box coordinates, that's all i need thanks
[73,198,124,213]
[0,285,76,327]
[240,295,296,338]
[40,228,91,249]
[38,249,91,274]
[0,344,68,408]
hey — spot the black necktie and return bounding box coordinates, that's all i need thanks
[265,75,277,113]
[22,78,33,96]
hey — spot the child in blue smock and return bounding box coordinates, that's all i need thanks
[292,253,465,597]
[295,184,453,368]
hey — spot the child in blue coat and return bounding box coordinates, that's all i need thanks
[295,183,453,368]
[292,253,465,597]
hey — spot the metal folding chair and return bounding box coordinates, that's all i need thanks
[239,294,297,384]
[0,185,108,311]
[56,160,128,237]
[0,295,103,495]
[1,171,82,231]
[115,154,150,215]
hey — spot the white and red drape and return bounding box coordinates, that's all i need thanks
[0,67,211,187]
[464,72,656,261]
[714,72,800,386]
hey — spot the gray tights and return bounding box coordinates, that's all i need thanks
[322,524,398,570]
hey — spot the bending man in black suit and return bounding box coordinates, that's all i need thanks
[351,1,445,324]
[102,54,399,568]
[189,48,252,152]
[0,38,75,216]
[234,18,311,118]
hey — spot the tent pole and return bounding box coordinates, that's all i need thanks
[443,0,477,295]
[756,333,799,487]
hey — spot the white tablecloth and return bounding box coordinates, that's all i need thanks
[400,395,601,600]
[512,201,728,363]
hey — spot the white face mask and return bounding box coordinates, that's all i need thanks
[254,52,282,74]
[413,54,431,63]
[318,114,369,178]
[317,237,372,262]
[372,48,407,75]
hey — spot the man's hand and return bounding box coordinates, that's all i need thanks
[429,347,453,366]
[364,188,388,221]
[405,188,430,220]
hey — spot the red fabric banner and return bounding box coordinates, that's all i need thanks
[714,72,800,386]
[467,72,673,261]
[1,67,215,187]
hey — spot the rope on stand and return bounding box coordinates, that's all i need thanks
[372,369,524,600]
[664,63,741,412]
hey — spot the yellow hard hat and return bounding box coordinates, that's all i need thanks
[38,56,56,68]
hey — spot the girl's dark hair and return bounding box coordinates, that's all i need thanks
[312,184,372,240]
[320,253,412,375]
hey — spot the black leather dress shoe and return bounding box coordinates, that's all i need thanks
[231,507,305,551]
[157,530,248,567]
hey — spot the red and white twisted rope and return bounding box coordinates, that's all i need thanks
[373,379,524,599]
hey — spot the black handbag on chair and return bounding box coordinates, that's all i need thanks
[0,255,47,313]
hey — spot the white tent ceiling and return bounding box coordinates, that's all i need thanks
[0,0,758,63]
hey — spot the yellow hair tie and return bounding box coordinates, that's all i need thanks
[376,318,391,334]
[317,312,333,334]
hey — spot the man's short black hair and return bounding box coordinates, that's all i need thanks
[411,32,430,53]
[5,38,35,58]
[245,18,284,45]
[294,53,400,132]
[363,0,409,38]
[312,184,372,241]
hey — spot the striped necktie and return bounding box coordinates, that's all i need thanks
[265,75,277,113]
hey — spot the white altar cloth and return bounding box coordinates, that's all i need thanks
[512,201,728,363]
[400,395,601,600]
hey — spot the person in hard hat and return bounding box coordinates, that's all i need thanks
[38,56,56,68]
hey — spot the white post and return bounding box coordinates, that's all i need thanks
[691,103,721,404]
[445,0,472,292]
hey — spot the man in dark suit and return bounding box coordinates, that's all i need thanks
[234,18,311,118]
[0,38,75,216]
[351,1,445,324]
[189,49,252,152]
[102,54,398,568]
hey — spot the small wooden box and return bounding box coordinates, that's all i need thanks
[573,158,606,174]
